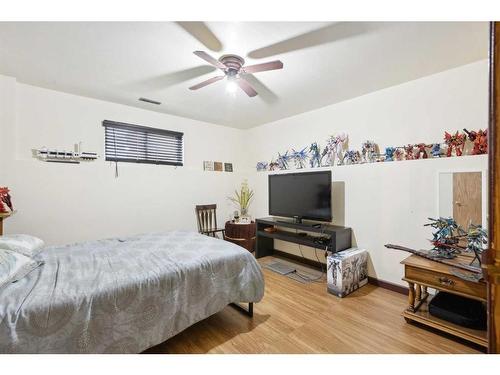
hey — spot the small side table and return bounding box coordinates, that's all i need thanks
[401,254,487,348]
[0,211,14,236]
[224,221,256,253]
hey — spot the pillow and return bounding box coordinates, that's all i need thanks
[0,234,45,257]
[0,249,43,289]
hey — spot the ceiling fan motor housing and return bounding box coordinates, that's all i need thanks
[219,54,245,76]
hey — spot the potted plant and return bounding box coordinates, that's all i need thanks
[228,180,254,219]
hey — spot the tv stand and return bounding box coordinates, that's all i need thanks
[276,219,321,228]
[255,217,352,260]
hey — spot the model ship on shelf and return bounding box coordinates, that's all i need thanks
[34,142,98,164]
[386,217,488,282]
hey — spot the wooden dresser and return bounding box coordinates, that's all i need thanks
[401,254,487,348]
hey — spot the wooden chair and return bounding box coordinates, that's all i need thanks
[195,204,225,238]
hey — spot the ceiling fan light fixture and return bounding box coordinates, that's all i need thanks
[226,79,238,94]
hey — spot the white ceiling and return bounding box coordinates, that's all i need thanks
[0,22,489,128]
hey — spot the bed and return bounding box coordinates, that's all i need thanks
[0,231,265,353]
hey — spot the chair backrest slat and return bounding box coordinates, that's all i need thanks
[195,204,218,234]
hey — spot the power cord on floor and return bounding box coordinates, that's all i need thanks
[294,229,327,283]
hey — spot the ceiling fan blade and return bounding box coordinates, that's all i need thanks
[189,75,225,90]
[243,74,278,104]
[242,60,283,74]
[193,51,227,70]
[236,78,258,97]
[125,65,216,91]
[177,22,223,52]
[247,22,375,59]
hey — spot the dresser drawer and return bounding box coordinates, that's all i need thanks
[405,265,486,301]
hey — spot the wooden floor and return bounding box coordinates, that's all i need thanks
[145,257,483,354]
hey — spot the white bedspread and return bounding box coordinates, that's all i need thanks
[0,231,264,353]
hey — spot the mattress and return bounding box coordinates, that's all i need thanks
[0,231,265,353]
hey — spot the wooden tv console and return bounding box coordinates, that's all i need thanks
[255,217,352,261]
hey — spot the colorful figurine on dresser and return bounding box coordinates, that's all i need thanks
[430,143,443,158]
[291,147,309,169]
[463,128,488,155]
[361,140,378,163]
[269,159,280,171]
[425,217,465,259]
[414,143,430,159]
[403,144,415,160]
[465,223,488,266]
[256,161,268,171]
[277,151,291,170]
[309,142,322,168]
[342,150,361,165]
[384,147,396,162]
[444,131,466,157]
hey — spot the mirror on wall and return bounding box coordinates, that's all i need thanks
[438,171,486,229]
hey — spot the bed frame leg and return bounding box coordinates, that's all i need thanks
[230,302,254,317]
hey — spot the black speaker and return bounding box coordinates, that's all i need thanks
[428,291,486,330]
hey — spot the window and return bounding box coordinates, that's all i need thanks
[103,120,184,166]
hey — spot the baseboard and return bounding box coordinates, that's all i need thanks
[368,276,408,295]
[272,250,408,295]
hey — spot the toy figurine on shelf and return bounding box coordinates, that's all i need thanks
[425,217,466,259]
[394,148,404,161]
[291,147,309,169]
[321,136,337,166]
[309,142,322,168]
[277,151,291,170]
[430,143,443,158]
[322,133,347,166]
[342,150,361,165]
[384,147,396,161]
[0,187,13,213]
[463,128,488,155]
[338,134,349,163]
[403,144,415,160]
[465,223,488,266]
[269,159,280,171]
[444,131,466,157]
[335,134,349,166]
[414,143,430,159]
[256,162,268,172]
[361,140,378,163]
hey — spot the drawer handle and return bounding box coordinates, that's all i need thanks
[438,276,455,286]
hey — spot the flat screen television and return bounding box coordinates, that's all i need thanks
[269,170,332,222]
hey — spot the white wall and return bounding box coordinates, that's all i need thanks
[243,60,489,286]
[0,60,490,286]
[1,77,246,245]
[0,75,16,181]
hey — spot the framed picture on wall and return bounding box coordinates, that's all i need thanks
[203,161,214,171]
[224,163,233,172]
[214,162,223,172]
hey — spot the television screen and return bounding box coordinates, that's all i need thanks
[269,170,332,222]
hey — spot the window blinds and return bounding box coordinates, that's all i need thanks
[103,120,184,166]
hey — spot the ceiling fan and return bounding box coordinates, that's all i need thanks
[188,51,283,97]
